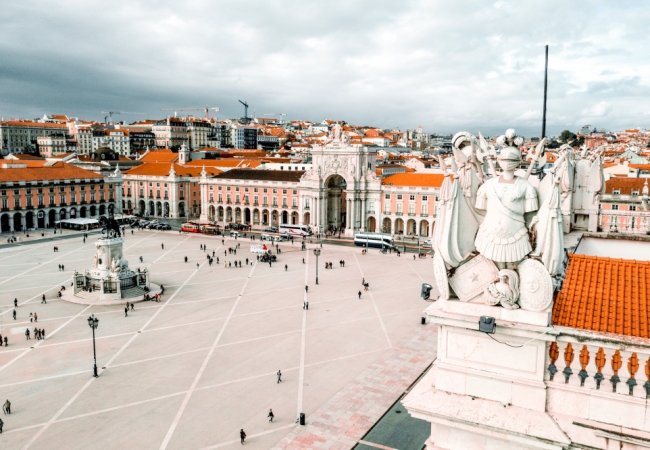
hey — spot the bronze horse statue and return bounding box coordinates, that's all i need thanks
[99,204,121,238]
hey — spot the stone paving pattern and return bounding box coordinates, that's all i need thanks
[273,325,437,450]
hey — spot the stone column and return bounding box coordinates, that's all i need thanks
[348,196,355,233]
[361,197,366,231]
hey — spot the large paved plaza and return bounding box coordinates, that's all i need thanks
[0,231,435,450]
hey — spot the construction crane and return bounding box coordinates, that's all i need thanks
[264,113,287,124]
[101,111,145,123]
[160,106,220,120]
[238,100,249,124]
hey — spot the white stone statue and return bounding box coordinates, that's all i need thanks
[94,252,99,268]
[474,145,538,264]
[483,269,520,309]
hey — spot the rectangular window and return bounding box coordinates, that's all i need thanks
[100,191,104,201]
[632,190,639,196]
[273,189,277,193]
[227,194,231,203]
[282,190,287,194]
[630,205,637,211]
[263,188,268,193]
[218,194,223,202]
[273,197,278,207]
[305,199,310,208]
[384,203,390,214]
[14,198,20,208]
[409,203,415,214]
[613,190,620,195]
[396,203,403,214]
[368,202,375,214]
[49,194,55,204]
[254,188,258,192]
[1,199,7,209]
[422,195,428,201]
[410,195,415,201]
[244,195,249,204]
[209,194,213,202]
[282,197,287,207]
[292,198,297,207]
[397,194,402,200]
[26,197,32,207]
[254,195,258,205]
[422,204,428,215]
[612,204,619,210]
[236,194,240,203]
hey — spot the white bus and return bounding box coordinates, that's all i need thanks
[354,233,395,249]
[279,224,312,236]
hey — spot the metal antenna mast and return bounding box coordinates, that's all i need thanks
[542,45,549,139]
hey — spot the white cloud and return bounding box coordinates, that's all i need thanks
[0,0,648,136]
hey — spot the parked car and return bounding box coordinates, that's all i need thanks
[423,239,433,247]
[264,226,279,233]
[229,231,240,238]
[260,234,273,241]
[158,223,171,230]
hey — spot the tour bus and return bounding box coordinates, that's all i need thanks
[181,222,201,233]
[354,233,395,249]
[279,224,312,236]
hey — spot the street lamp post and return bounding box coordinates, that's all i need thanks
[87,314,99,377]
[313,248,321,285]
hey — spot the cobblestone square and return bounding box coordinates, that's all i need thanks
[0,231,434,450]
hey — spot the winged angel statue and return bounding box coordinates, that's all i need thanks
[432,129,604,311]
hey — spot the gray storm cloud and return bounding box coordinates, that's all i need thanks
[0,0,648,136]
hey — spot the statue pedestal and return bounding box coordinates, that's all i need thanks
[64,236,160,305]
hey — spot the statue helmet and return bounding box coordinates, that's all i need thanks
[497,146,522,163]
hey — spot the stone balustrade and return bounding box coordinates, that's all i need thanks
[546,333,650,399]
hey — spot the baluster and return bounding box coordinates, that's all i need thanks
[610,350,622,392]
[627,353,639,395]
[578,345,590,386]
[563,343,574,384]
[594,348,606,389]
[644,358,650,398]
[548,342,559,381]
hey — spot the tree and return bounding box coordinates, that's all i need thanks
[23,143,37,155]
[558,130,577,143]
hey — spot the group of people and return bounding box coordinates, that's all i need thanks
[124,301,135,317]
[57,264,66,271]
[0,333,7,347]
[25,327,45,340]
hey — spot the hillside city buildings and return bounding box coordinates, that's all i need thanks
[1,112,649,236]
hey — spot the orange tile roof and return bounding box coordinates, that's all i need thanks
[0,161,102,182]
[605,177,646,194]
[381,172,445,188]
[0,120,68,129]
[125,162,221,177]
[140,150,178,163]
[552,254,650,338]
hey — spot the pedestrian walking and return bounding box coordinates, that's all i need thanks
[268,408,274,422]
[0,416,3,433]
[41,294,46,304]
[139,256,143,263]
[3,337,7,347]
[302,258,305,264]
[13,299,17,308]
[34,313,38,323]
[285,264,288,271]
[62,264,65,270]
[362,277,365,285]
[305,285,308,293]
[130,302,134,311]
[240,429,246,444]
[3,399,10,414]
[25,329,30,340]
[12,310,16,320]
[305,301,309,310]
[34,328,39,340]
[161,243,164,249]
[358,290,362,299]
[29,313,33,323]
[184,256,188,263]
[277,370,282,383]
[124,306,128,317]
[197,263,200,269]
[58,264,61,271]
[41,329,45,339]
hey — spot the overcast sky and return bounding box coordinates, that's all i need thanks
[1,1,648,137]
